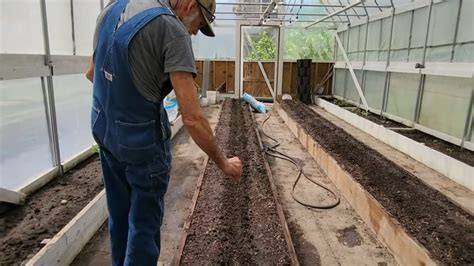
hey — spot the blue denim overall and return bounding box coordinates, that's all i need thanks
[91,1,174,265]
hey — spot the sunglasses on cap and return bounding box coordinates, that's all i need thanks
[196,0,215,23]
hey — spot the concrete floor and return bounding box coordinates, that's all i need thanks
[254,108,396,266]
[73,103,397,265]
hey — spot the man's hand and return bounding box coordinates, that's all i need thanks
[219,157,242,182]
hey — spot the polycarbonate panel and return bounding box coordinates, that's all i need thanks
[46,0,74,55]
[364,71,385,110]
[53,74,94,162]
[74,0,102,55]
[0,0,44,54]
[419,76,472,138]
[454,43,474,63]
[345,70,363,103]
[379,17,391,61]
[366,20,381,62]
[453,0,474,63]
[336,32,344,61]
[348,26,360,61]
[386,73,420,121]
[334,69,346,97]
[284,28,334,61]
[193,26,236,59]
[409,6,429,62]
[425,0,459,62]
[390,11,411,62]
[0,78,53,190]
[358,24,367,61]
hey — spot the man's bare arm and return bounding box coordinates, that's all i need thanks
[86,57,94,82]
[170,71,242,180]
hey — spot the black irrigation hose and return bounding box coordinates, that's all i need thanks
[259,112,340,209]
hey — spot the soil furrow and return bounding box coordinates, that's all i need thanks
[281,100,473,265]
[180,99,291,265]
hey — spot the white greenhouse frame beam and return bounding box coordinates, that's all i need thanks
[259,0,278,25]
[305,0,365,28]
[334,32,369,111]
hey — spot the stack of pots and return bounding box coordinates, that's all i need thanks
[296,59,312,104]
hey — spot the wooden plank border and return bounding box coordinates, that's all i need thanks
[315,98,474,192]
[274,102,437,266]
[252,110,300,266]
[26,190,107,266]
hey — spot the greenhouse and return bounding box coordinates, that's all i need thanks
[0,0,472,265]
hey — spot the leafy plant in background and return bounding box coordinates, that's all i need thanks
[284,29,334,60]
[246,31,276,60]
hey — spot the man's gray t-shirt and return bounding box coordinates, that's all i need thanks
[93,0,196,103]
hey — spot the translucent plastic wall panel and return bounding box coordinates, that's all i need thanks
[419,76,472,138]
[74,0,102,55]
[366,20,381,62]
[334,69,346,97]
[425,0,459,62]
[379,17,391,61]
[0,78,52,190]
[454,0,474,62]
[0,0,44,54]
[364,71,385,110]
[192,26,236,59]
[53,74,94,162]
[336,32,344,61]
[386,73,420,121]
[284,28,334,61]
[358,24,367,62]
[409,6,429,62]
[46,0,74,55]
[348,26,360,61]
[390,11,411,62]
[345,70,363,103]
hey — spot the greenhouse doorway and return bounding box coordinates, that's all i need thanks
[238,25,282,101]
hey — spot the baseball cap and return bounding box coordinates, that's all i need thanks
[196,0,216,37]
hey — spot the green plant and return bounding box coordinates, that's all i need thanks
[284,29,334,60]
[92,143,100,154]
[246,31,276,60]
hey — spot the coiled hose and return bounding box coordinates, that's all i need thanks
[259,112,340,209]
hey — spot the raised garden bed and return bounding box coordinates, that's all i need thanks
[0,156,103,265]
[179,99,293,265]
[280,100,474,265]
[325,97,473,166]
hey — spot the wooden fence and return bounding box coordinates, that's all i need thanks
[194,60,333,98]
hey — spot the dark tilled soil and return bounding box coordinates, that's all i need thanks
[396,130,474,166]
[325,97,474,166]
[181,100,291,265]
[0,156,103,265]
[281,100,474,265]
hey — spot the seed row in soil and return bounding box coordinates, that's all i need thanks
[0,158,104,265]
[180,99,291,265]
[281,100,473,265]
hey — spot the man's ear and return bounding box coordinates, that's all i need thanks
[184,0,198,15]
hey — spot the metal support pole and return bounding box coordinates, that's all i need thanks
[386,1,395,67]
[100,0,105,10]
[40,0,63,173]
[406,10,414,62]
[335,32,369,110]
[414,0,433,123]
[202,60,210,95]
[450,0,462,62]
[343,29,350,99]
[69,0,76,55]
[461,88,473,147]
[381,72,390,113]
[305,0,365,28]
